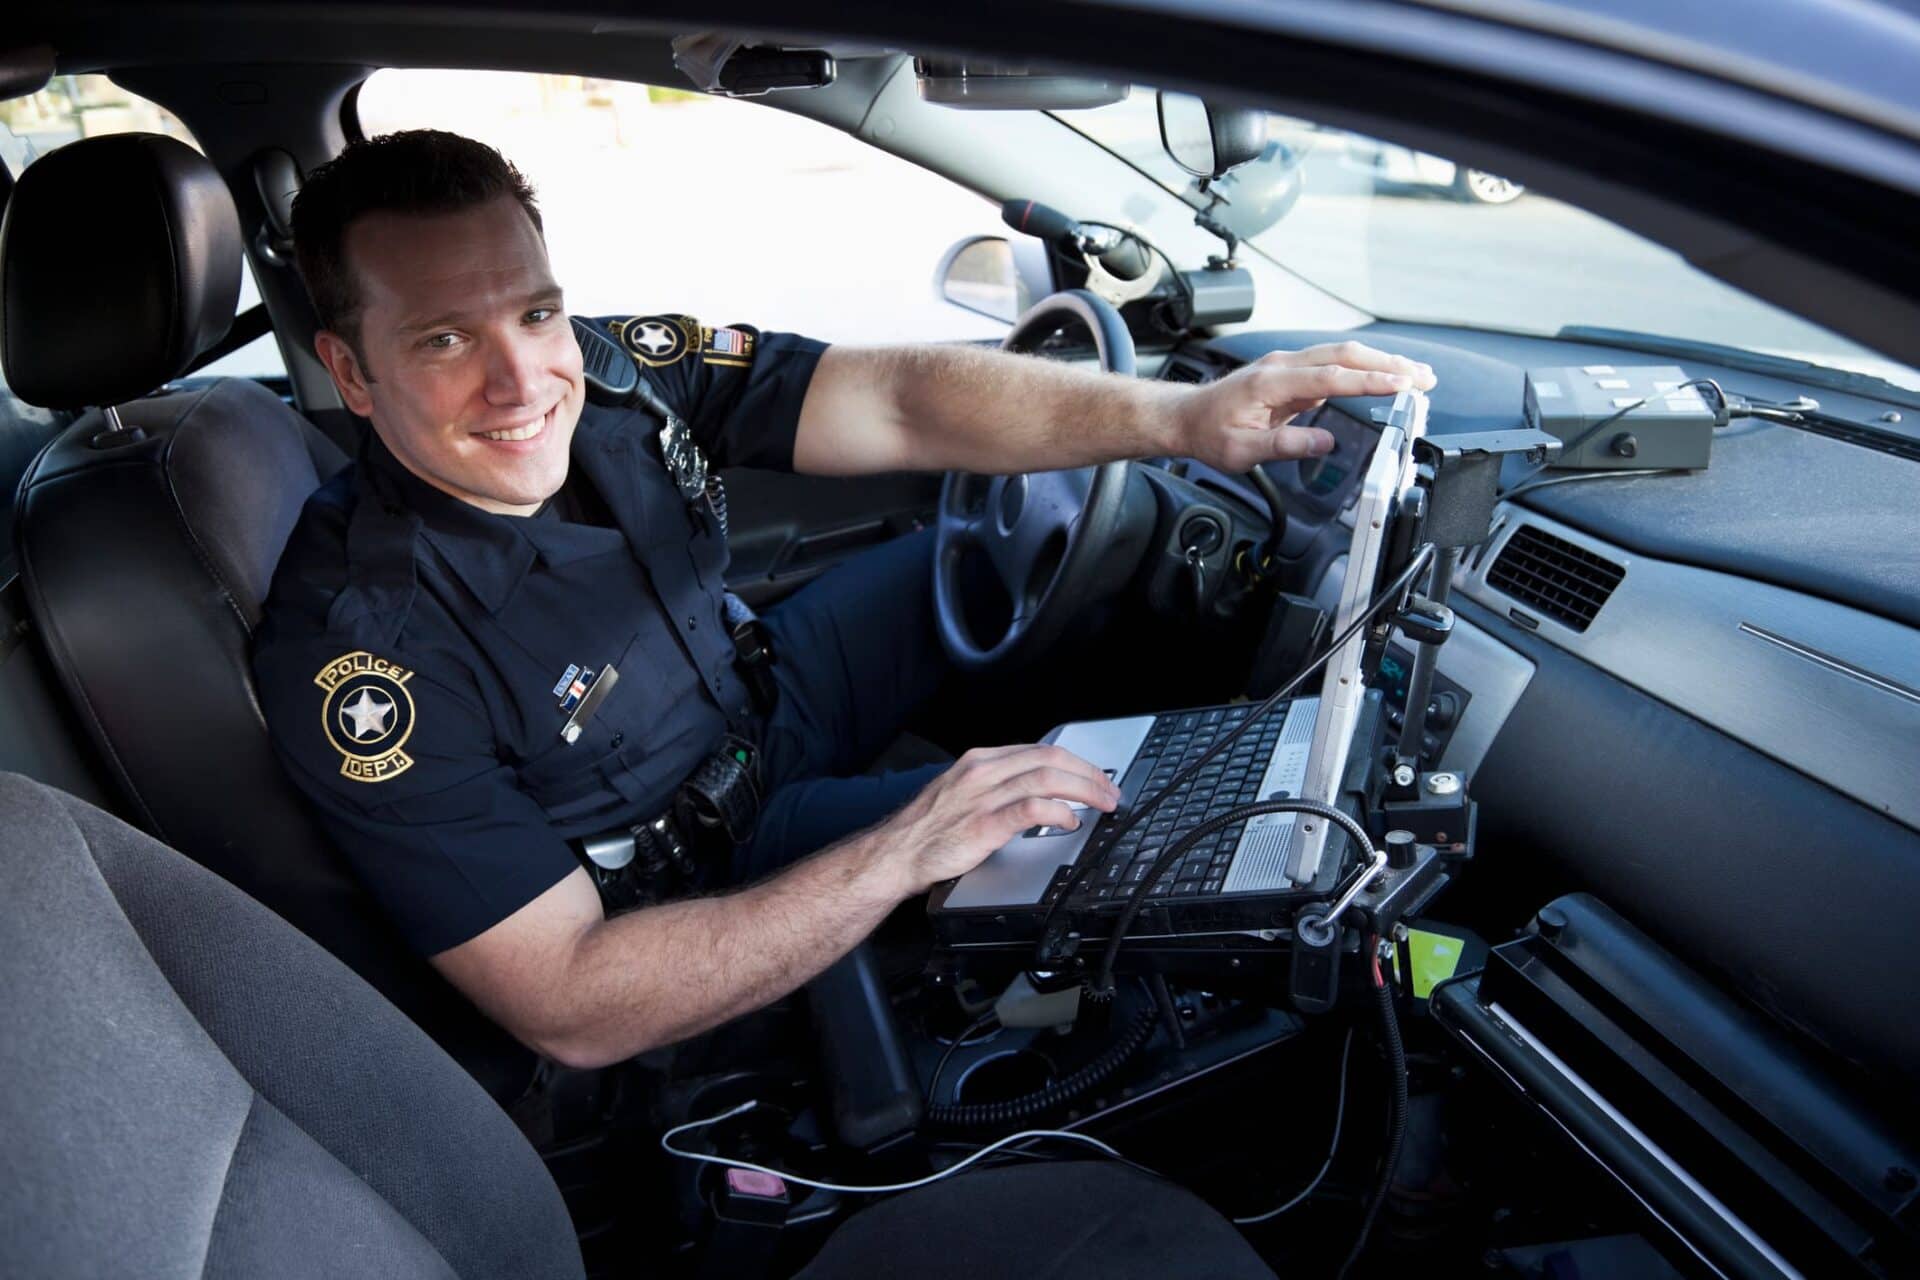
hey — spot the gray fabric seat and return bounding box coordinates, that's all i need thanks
[0,772,1280,1278]
[0,772,581,1279]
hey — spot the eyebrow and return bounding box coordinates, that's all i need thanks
[396,287,565,335]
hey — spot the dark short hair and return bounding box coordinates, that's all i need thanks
[291,129,544,352]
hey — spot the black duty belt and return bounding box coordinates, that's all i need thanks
[575,734,764,913]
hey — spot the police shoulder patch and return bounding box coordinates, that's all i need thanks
[314,650,418,783]
[619,314,697,368]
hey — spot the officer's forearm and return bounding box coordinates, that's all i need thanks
[531,830,909,1068]
[794,343,1188,476]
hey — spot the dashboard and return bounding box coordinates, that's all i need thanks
[1152,322,1920,1094]
[1158,325,1920,833]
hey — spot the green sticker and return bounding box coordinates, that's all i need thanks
[1403,929,1465,999]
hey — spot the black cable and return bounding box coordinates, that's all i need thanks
[924,1006,1159,1131]
[1035,543,1436,969]
[1335,946,1408,1280]
[1233,1026,1357,1224]
[1500,466,1688,503]
[926,1010,998,1108]
[1245,465,1289,563]
[1092,798,1377,996]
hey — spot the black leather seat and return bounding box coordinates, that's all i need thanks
[0,133,533,1101]
[0,772,1279,1279]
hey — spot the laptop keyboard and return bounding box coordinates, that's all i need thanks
[1061,703,1301,907]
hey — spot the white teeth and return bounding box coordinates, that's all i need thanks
[479,420,542,442]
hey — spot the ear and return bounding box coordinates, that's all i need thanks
[314,330,376,418]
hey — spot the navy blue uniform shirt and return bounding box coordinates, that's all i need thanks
[254,315,826,955]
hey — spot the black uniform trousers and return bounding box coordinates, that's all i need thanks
[729,526,950,883]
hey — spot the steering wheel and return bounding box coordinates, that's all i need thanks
[934,289,1136,673]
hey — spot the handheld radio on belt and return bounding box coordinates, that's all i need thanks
[568,317,776,909]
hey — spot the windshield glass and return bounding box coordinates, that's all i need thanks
[1059,90,1920,395]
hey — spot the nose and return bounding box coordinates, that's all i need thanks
[482,331,547,407]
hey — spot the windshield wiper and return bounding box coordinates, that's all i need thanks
[1555,324,1920,415]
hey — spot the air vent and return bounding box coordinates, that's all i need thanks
[1485,525,1625,632]
[1160,357,1214,384]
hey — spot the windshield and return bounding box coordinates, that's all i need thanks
[1059,90,1920,395]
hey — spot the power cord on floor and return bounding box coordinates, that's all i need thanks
[661,1100,1140,1195]
[1232,1026,1356,1225]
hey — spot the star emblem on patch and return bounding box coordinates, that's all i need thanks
[633,322,675,355]
[340,687,396,741]
[620,314,692,367]
[313,651,418,783]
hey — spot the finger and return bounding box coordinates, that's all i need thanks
[1210,424,1335,474]
[951,742,1044,769]
[992,796,1086,836]
[1258,425,1337,463]
[943,742,1062,793]
[1268,342,1435,388]
[1274,363,1416,402]
[969,743,1119,799]
[998,765,1121,813]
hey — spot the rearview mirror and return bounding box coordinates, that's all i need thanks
[1157,91,1269,179]
[934,235,1035,324]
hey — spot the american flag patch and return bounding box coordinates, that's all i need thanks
[708,327,748,356]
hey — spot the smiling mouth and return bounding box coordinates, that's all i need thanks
[475,405,554,443]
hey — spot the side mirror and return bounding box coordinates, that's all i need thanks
[934,235,1043,324]
[1157,91,1268,179]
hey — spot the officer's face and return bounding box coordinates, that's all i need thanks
[315,196,586,517]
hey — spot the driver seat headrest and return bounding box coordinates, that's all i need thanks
[0,132,242,410]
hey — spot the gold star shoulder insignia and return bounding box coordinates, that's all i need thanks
[313,651,418,783]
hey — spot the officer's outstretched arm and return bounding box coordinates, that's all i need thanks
[429,744,1121,1069]
[792,341,1432,477]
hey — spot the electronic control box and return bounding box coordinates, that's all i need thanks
[1525,363,1716,471]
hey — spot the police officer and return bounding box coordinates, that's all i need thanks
[254,130,1432,1069]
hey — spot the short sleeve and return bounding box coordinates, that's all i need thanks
[254,639,580,956]
[603,313,827,471]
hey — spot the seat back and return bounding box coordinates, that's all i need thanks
[0,132,533,1100]
[0,772,583,1279]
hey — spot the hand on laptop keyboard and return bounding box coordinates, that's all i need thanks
[869,744,1122,896]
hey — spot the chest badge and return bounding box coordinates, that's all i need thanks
[556,663,621,745]
[658,410,710,502]
[314,651,417,783]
